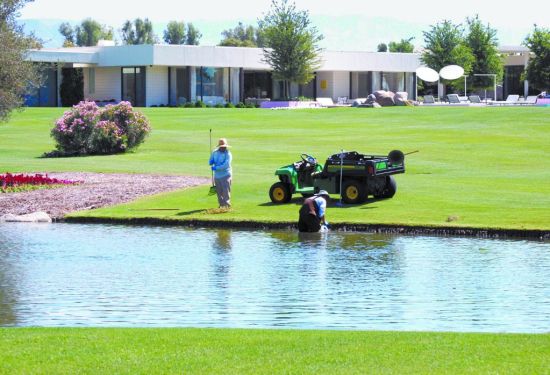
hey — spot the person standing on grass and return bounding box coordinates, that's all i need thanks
[209,138,233,208]
[298,190,330,232]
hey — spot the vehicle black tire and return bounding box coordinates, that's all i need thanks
[341,179,366,204]
[269,182,292,204]
[377,176,397,198]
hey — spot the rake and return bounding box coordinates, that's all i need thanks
[208,128,217,196]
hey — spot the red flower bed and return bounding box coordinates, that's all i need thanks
[1,173,80,192]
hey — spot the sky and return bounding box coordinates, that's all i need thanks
[19,0,549,50]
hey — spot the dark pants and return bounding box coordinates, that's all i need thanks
[298,205,321,232]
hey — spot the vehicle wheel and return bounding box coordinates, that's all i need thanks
[341,179,366,204]
[269,182,292,204]
[376,176,397,198]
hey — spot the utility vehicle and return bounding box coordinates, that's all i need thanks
[269,150,406,204]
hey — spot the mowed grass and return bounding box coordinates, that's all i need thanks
[1,106,549,230]
[1,328,548,374]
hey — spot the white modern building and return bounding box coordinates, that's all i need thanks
[25,44,533,107]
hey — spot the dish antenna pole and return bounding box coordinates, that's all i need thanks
[474,74,497,101]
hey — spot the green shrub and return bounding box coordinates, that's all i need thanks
[236,102,246,108]
[225,102,236,108]
[195,100,207,108]
[183,102,195,108]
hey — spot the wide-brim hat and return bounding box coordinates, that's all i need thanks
[217,138,231,148]
[315,190,330,198]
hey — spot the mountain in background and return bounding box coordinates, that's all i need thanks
[20,15,525,51]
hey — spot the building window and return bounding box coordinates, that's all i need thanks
[176,67,190,105]
[357,72,370,97]
[196,67,228,105]
[88,68,95,94]
[244,71,273,99]
[121,67,146,107]
[382,72,405,93]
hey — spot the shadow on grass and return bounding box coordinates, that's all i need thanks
[176,209,208,216]
[176,208,233,216]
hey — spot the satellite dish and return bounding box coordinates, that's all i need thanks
[415,67,439,83]
[439,65,464,80]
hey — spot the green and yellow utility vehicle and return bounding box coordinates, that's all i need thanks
[269,150,406,204]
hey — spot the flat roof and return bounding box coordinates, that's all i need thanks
[27,44,528,71]
[27,44,421,72]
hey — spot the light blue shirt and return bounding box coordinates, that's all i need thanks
[314,196,326,218]
[209,149,232,179]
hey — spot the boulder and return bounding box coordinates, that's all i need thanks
[365,94,377,105]
[394,92,409,106]
[373,90,395,106]
[1,211,52,223]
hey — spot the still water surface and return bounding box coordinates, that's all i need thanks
[0,223,549,332]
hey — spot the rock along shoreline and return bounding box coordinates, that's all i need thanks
[64,216,550,241]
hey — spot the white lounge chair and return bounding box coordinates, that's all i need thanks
[447,94,461,104]
[316,97,336,107]
[468,95,482,103]
[422,95,436,104]
[490,95,520,105]
[519,96,538,105]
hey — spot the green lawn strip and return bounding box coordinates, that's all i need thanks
[1,328,548,374]
[2,107,549,230]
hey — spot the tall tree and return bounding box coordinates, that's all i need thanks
[465,15,503,90]
[388,37,415,53]
[164,21,186,45]
[76,18,113,47]
[185,23,201,45]
[58,22,75,47]
[259,0,323,99]
[377,43,387,52]
[523,25,550,92]
[59,19,112,47]
[121,18,157,45]
[422,20,474,91]
[219,22,264,47]
[0,0,42,121]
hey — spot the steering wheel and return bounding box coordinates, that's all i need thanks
[301,154,317,164]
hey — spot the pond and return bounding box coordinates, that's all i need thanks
[1,223,549,332]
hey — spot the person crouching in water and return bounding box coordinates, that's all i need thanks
[298,190,330,232]
[209,138,233,208]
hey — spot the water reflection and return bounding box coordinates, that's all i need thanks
[0,223,548,332]
[0,228,21,326]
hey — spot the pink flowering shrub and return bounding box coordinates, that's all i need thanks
[51,101,151,155]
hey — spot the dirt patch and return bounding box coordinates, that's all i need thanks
[0,172,209,220]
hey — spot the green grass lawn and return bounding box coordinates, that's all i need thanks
[1,106,549,230]
[2,108,549,373]
[1,328,548,374]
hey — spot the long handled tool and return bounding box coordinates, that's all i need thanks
[208,129,217,196]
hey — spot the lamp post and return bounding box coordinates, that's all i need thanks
[474,74,497,102]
